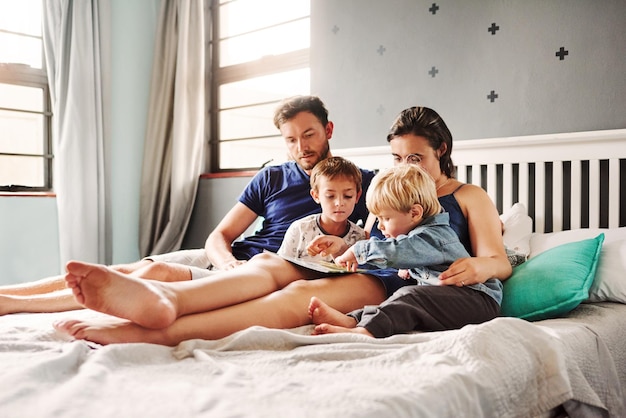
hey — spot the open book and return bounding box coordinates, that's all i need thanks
[279,254,369,274]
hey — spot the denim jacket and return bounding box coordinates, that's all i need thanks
[352,212,503,304]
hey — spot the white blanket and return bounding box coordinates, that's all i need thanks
[0,310,581,417]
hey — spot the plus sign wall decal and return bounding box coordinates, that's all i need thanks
[556,47,569,60]
[428,66,439,77]
[377,45,386,56]
[487,90,499,102]
[376,104,385,115]
[488,23,500,35]
[429,3,439,15]
[332,25,339,35]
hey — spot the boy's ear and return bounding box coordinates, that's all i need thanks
[411,203,424,220]
[356,189,363,201]
[310,189,320,203]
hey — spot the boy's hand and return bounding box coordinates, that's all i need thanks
[307,235,348,258]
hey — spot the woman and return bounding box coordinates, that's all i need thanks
[54,107,512,345]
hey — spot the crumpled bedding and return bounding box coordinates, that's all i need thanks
[0,304,624,417]
[535,302,626,417]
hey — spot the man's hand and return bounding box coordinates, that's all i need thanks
[221,259,247,270]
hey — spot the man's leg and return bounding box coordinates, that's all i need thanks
[0,259,154,297]
[0,289,81,315]
[0,250,207,315]
[0,275,69,296]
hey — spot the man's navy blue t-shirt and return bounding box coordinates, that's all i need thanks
[232,161,375,260]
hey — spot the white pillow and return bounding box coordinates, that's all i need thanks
[529,227,626,304]
[500,203,533,257]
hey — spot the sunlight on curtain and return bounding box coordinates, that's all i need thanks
[43,0,111,266]
[139,0,206,256]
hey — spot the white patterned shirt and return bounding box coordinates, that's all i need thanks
[277,214,366,262]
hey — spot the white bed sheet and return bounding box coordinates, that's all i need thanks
[1,306,622,418]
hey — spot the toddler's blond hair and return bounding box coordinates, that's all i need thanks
[366,165,441,217]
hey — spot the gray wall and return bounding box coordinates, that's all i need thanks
[186,0,626,241]
[311,0,626,148]
[183,176,252,249]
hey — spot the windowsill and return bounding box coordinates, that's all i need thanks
[200,171,258,179]
[0,191,56,197]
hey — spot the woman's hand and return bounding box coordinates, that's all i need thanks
[438,257,497,287]
[307,235,348,258]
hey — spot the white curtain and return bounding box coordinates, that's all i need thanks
[43,1,112,267]
[139,0,206,257]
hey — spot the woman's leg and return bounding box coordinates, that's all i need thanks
[54,272,388,345]
[61,253,317,328]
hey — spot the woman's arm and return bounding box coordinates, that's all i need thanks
[439,184,512,286]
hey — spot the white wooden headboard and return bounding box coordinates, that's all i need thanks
[335,129,626,233]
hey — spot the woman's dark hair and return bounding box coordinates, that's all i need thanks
[273,95,329,129]
[386,106,455,178]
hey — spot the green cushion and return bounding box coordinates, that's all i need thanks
[500,234,604,321]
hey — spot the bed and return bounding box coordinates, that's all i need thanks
[1,129,625,417]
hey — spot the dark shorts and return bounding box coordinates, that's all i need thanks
[363,267,416,298]
[349,285,501,337]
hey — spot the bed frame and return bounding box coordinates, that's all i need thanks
[336,129,626,233]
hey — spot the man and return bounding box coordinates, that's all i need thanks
[149,95,373,278]
[0,95,375,314]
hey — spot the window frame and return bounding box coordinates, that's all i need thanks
[207,0,310,173]
[0,27,53,192]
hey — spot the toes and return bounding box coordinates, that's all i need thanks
[53,319,86,338]
[65,260,96,276]
[313,324,328,335]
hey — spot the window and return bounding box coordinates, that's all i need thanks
[209,0,310,171]
[0,0,52,192]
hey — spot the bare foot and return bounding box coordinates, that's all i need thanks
[64,260,177,329]
[308,296,357,328]
[53,317,169,345]
[313,323,373,337]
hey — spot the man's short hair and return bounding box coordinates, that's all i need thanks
[273,95,329,129]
